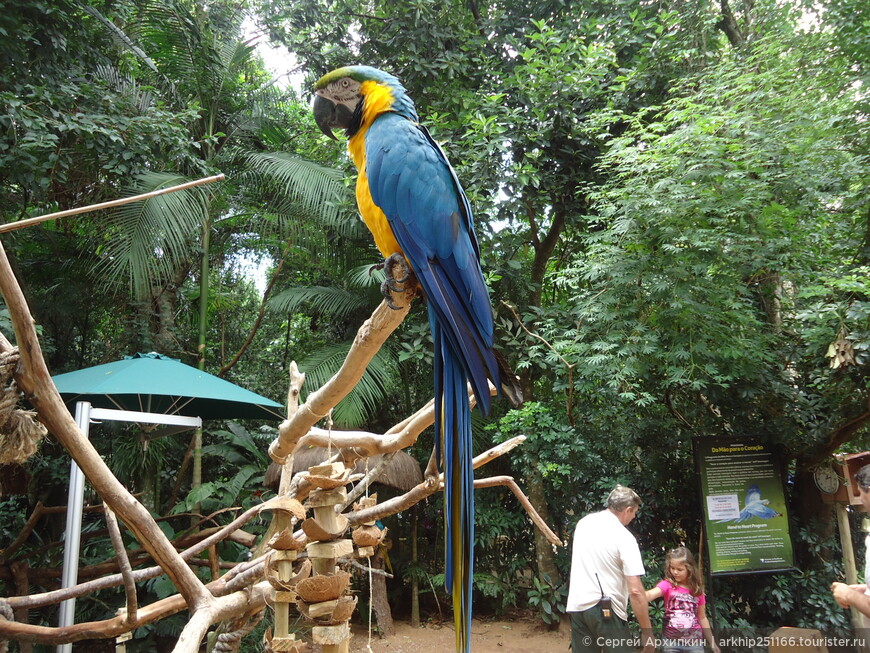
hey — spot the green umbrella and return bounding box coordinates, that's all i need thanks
[51,352,284,640]
[52,352,284,421]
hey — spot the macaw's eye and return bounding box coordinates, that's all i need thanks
[339,78,352,89]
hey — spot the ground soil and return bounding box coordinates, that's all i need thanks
[344,613,568,653]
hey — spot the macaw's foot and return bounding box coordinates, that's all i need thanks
[379,252,413,310]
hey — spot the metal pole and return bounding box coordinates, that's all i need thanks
[52,405,200,652]
[836,503,866,640]
[57,401,91,653]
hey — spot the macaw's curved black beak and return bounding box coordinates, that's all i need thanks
[313,95,338,140]
[313,94,355,140]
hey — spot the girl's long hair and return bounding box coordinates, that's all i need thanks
[665,546,704,596]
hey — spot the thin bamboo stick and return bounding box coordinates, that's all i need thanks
[0,173,226,234]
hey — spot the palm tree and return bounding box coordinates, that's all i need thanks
[89,0,354,358]
[84,0,413,492]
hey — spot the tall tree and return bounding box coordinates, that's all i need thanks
[257,0,736,588]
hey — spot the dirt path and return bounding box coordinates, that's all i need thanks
[345,617,567,652]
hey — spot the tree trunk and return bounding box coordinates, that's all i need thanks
[523,206,568,589]
[527,472,560,584]
[411,505,420,627]
[151,285,178,354]
[11,560,33,653]
[717,0,746,47]
[756,270,783,329]
[371,548,395,637]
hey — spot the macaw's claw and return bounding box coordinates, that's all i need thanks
[384,252,411,284]
[380,253,414,310]
[380,280,404,310]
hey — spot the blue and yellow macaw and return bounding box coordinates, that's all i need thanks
[313,65,500,652]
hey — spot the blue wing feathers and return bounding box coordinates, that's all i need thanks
[365,108,496,653]
[437,322,475,643]
[366,115,497,412]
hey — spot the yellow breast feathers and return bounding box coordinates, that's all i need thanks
[348,81,403,258]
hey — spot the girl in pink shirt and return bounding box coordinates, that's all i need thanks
[646,547,720,653]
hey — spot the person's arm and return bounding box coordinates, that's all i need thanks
[645,585,663,602]
[697,602,720,653]
[832,581,870,618]
[627,575,654,653]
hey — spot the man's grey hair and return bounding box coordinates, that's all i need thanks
[606,484,642,512]
[856,464,870,491]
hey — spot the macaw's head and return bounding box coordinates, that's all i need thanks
[313,65,417,139]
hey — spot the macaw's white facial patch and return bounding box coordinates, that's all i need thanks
[327,77,362,106]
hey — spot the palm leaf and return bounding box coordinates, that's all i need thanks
[346,263,386,289]
[97,172,210,299]
[132,0,213,86]
[245,152,351,228]
[268,285,373,321]
[298,342,399,427]
[206,38,257,131]
[84,6,160,75]
[92,64,156,113]
[238,85,297,144]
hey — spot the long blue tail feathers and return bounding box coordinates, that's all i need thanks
[433,317,478,652]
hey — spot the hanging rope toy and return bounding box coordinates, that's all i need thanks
[0,349,47,465]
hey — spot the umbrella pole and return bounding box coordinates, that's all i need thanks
[57,401,91,653]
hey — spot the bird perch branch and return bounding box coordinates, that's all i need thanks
[0,174,225,234]
[268,264,415,463]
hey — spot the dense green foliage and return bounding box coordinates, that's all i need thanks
[1,0,869,649]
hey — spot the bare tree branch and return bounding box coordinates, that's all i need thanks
[475,476,562,546]
[0,579,271,646]
[6,502,266,610]
[345,436,529,526]
[103,505,138,625]
[0,501,44,564]
[0,240,214,612]
[268,268,416,463]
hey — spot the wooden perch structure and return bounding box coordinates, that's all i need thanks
[0,231,558,652]
[0,174,225,234]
